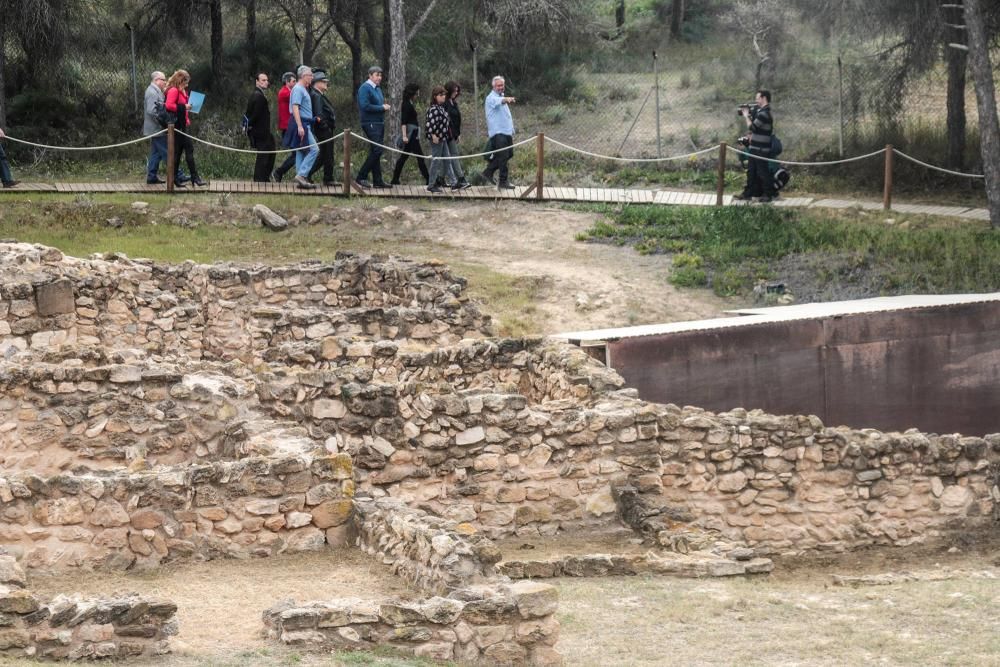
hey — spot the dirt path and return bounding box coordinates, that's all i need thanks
[368,200,734,335]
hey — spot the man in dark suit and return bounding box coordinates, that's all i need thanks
[245,72,275,182]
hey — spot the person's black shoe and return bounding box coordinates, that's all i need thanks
[451,180,472,191]
[323,181,337,187]
[498,182,515,190]
[273,170,284,183]
[355,178,372,188]
[174,180,187,188]
[732,193,753,201]
[192,178,208,187]
[146,177,166,185]
[757,196,773,203]
[389,179,401,186]
[372,182,392,189]
[176,175,190,185]
[480,170,496,185]
[2,180,20,188]
[427,185,443,194]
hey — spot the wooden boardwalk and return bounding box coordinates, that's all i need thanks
[1,180,990,221]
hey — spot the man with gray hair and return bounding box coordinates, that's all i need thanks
[142,71,169,184]
[483,75,516,190]
[287,64,318,189]
[354,65,392,189]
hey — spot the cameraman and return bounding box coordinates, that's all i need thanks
[735,90,776,203]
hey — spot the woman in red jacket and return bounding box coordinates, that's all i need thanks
[164,69,206,187]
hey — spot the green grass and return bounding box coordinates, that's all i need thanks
[578,204,1000,297]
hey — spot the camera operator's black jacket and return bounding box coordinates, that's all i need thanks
[749,105,774,156]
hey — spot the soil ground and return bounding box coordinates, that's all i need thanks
[26,550,416,666]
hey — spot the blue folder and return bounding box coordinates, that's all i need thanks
[188,91,205,114]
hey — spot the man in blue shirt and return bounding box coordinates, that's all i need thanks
[289,65,319,190]
[355,65,392,189]
[483,75,516,190]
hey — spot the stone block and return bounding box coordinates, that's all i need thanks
[34,279,75,317]
[507,581,558,619]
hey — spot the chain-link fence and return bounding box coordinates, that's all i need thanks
[2,18,998,176]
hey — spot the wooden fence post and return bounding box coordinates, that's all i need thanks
[883,144,894,211]
[715,142,727,206]
[536,133,545,200]
[166,124,175,193]
[343,132,352,198]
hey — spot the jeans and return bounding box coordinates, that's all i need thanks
[444,139,465,184]
[427,139,450,187]
[146,135,168,181]
[357,122,385,184]
[295,127,319,177]
[0,142,13,185]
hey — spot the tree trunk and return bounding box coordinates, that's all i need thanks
[387,0,405,142]
[382,0,392,65]
[670,0,685,38]
[615,0,625,28]
[210,0,224,86]
[964,0,1000,228]
[945,31,967,169]
[246,0,258,78]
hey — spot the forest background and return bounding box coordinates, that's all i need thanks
[1,0,999,194]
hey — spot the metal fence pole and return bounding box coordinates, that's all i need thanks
[343,132,352,197]
[126,23,138,114]
[472,43,481,140]
[653,51,662,159]
[837,56,845,158]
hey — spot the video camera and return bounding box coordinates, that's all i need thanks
[736,103,759,117]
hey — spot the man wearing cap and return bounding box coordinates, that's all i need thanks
[288,64,319,189]
[245,72,275,182]
[355,65,392,189]
[273,71,297,182]
[308,69,337,187]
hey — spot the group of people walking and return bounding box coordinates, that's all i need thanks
[141,63,519,193]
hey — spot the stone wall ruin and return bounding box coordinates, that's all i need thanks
[1,241,998,663]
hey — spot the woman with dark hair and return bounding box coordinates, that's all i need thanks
[164,69,206,187]
[424,85,451,194]
[390,82,429,185]
[442,81,470,190]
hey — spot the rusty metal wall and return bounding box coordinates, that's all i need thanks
[607,302,1000,436]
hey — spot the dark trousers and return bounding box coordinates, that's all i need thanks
[174,127,199,180]
[744,154,775,197]
[274,130,296,178]
[357,121,385,184]
[309,128,336,183]
[250,132,276,182]
[484,133,513,184]
[0,141,14,184]
[391,130,429,184]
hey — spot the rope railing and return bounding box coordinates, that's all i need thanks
[0,128,990,212]
[726,145,889,168]
[3,130,167,151]
[546,137,720,163]
[346,130,537,161]
[174,129,344,155]
[891,148,985,180]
